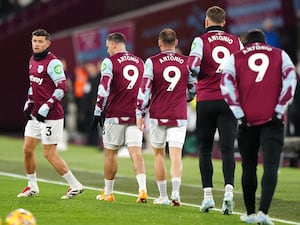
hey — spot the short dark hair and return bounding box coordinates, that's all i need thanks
[206,6,226,24]
[159,28,177,45]
[32,28,50,40]
[244,29,266,45]
[107,32,126,44]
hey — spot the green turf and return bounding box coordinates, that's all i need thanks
[0,135,299,225]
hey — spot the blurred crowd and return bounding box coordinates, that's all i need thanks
[58,60,102,150]
[0,0,51,19]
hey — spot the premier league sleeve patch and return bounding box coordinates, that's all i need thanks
[48,59,66,81]
[100,58,113,76]
[101,62,107,72]
[54,64,63,74]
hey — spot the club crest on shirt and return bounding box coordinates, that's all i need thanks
[37,65,44,73]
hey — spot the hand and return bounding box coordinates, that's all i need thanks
[136,117,146,131]
[23,110,32,121]
[187,92,196,102]
[23,102,33,121]
[271,112,283,125]
[100,113,105,128]
[36,113,46,122]
[37,103,49,119]
[187,84,196,102]
[238,116,248,127]
[91,115,103,131]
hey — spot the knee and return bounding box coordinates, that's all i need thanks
[242,161,257,172]
[153,148,165,159]
[23,143,34,156]
[43,151,51,161]
[130,152,143,164]
[43,149,56,161]
[199,149,212,157]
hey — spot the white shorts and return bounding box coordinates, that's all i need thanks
[103,122,143,150]
[150,124,187,148]
[24,117,64,145]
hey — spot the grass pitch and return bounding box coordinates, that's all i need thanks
[0,135,299,225]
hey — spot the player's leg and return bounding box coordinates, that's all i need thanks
[23,136,39,174]
[96,122,123,202]
[238,125,260,216]
[150,124,169,205]
[196,101,217,212]
[99,147,118,200]
[128,145,145,174]
[40,119,83,199]
[17,119,41,197]
[167,125,186,206]
[257,121,283,224]
[126,125,147,203]
[152,146,169,205]
[169,147,182,206]
[217,100,237,214]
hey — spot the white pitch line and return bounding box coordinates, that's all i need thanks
[71,167,245,194]
[0,172,299,225]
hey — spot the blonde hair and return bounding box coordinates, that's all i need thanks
[206,6,226,24]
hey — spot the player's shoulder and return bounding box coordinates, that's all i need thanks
[47,52,58,60]
[220,31,241,44]
[46,52,61,66]
[224,31,239,38]
[111,52,143,63]
[175,52,189,59]
[127,51,142,59]
[149,52,162,59]
[270,45,283,54]
[128,52,144,63]
[144,53,159,64]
